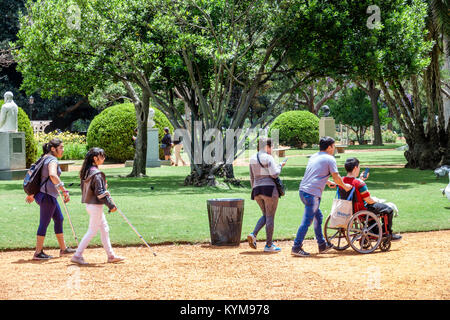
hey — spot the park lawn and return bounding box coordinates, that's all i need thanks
[0,154,448,250]
[261,149,408,166]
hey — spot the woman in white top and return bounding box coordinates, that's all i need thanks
[247,138,286,252]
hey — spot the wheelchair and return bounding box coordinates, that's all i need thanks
[324,209,392,254]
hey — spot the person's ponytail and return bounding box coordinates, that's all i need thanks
[42,143,50,155]
[42,138,62,156]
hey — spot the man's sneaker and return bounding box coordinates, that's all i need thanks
[71,255,88,265]
[318,242,333,254]
[247,233,257,249]
[391,234,402,241]
[291,246,310,257]
[108,256,125,263]
[60,247,76,257]
[33,251,53,260]
[264,244,281,253]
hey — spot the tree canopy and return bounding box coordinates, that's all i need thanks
[14,0,442,177]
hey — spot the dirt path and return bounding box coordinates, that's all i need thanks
[0,230,448,300]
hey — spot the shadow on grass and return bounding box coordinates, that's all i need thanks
[0,167,439,196]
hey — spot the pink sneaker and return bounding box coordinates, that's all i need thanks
[71,255,88,265]
[107,256,125,263]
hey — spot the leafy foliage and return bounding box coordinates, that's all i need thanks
[87,103,137,162]
[328,87,374,144]
[35,130,87,144]
[269,111,319,148]
[87,103,173,162]
[382,130,399,143]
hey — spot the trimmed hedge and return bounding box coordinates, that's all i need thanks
[87,103,173,162]
[0,100,38,167]
[269,111,319,148]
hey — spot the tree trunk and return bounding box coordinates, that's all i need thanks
[404,129,445,169]
[128,96,149,177]
[184,163,222,187]
[368,80,383,145]
[444,35,450,130]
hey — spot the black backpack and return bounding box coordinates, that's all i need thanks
[23,156,49,196]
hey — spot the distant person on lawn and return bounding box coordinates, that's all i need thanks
[291,136,352,257]
[173,139,186,166]
[161,127,174,165]
[339,157,401,241]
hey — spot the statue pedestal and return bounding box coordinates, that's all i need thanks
[146,128,161,168]
[0,132,27,180]
[319,117,336,139]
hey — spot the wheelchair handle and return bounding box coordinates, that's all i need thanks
[336,187,355,201]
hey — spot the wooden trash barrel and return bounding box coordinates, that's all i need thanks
[207,198,244,246]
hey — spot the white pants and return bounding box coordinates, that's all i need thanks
[75,204,115,258]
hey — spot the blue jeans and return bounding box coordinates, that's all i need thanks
[293,191,325,248]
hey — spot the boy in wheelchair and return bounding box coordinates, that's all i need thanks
[338,158,402,241]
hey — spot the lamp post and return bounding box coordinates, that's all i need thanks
[28,95,34,120]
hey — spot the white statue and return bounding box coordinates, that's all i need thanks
[148,108,155,129]
[0,91,18,132]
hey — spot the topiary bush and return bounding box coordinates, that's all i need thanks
[87,103,137,162]
[269,111,319,148]
[0,100,38,168]
[87,103,173,162]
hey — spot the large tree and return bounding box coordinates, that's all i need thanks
[378,0,449,169]
[14,0,322,181]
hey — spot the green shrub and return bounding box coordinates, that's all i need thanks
[348,130,371,143]
[37,142,87,160]
[37,131,88,160]
[269,111,319,148]
[61,143,88,160]
[382,130,398,143]
[87,103,136,162]
[0,100,38,167]
[87,103,173,162]
[36,130,87,144]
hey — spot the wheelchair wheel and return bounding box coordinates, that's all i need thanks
[346,210,382,254]
[324,215,349,251]
[379,236,392,252]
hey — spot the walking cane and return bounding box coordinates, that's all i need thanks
[110,198,157,257]
[57,189,79,247]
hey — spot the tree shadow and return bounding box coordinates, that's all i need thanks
[67,262,105,268]
[200,244,241,250]
[12,258,61,265]
[0,166,439,196]
[239,251,281,255]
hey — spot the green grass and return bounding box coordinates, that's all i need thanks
[0,149,449,250]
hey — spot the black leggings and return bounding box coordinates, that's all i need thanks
[366,203,394,234]
[35,192,64,236]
